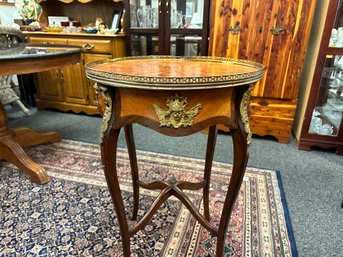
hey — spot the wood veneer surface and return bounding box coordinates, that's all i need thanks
[93,59,258,78]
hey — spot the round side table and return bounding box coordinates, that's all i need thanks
[85,56,264,256]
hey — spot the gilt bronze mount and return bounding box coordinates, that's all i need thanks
[153,93,202,128]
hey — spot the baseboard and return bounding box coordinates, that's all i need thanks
[36,100,100,116]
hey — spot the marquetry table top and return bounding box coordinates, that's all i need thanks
[85,56,264,90]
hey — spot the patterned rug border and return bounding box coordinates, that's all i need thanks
[275,171,298,257]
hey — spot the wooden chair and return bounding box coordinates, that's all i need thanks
[0,25,31,115]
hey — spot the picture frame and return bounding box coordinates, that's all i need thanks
[111,9,122,32]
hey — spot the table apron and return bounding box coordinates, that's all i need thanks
[104,87,242,136]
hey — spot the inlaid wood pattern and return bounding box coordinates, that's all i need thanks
[86,57,264,90]
[94,59,257,78]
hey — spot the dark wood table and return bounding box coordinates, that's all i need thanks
[85,56,264,256]
[0,43,81,184]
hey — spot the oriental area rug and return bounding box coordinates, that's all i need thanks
[0,140,297,256]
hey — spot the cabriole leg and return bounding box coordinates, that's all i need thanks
[124,124,139,220]
[203,125,218,221]
[102,128,131,257]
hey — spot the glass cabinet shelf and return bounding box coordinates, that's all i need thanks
[124,0,210,56]
[328,0,343,48]
[309,55,343,136]
[130,2,159,28]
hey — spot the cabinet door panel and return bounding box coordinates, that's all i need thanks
[170,34,202,56]
[209,0,277,96]
[237,0,274,64]
[35,69,64,102]
[238,0,275,98]
[209,0,315,99]
[130,0,159,28]
[127,0,210,55]
[62,63,87,105]
[130,34,160,55]
[84,53,112,106]
[280,0,315,100]
[209,0,236,58]
[262,0,314,99]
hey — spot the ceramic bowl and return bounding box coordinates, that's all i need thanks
[85,29,98,34]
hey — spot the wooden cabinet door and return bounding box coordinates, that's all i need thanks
[209,0,315,99]
[35,69,64,102]
[62,61,88,105]
[83,53,112,106]
[126,0,210,56]
[259,1,314,100]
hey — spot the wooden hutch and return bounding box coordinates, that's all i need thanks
[24,0,127,115]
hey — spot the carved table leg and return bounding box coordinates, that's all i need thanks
[216,128,249,256]
[14,127,61,146]
[0,133,50,184]
[102,127,131,257]
[124,124,139,220]
[215,86,251,256]
[0,103,61,184]
[203,125,218,221]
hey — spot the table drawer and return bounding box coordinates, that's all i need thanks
[68,39,112,54]
[28,37,68,45]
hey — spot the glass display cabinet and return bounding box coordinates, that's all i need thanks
[309,55,343,137]
[295,0,343,154]
[123,0,210,56]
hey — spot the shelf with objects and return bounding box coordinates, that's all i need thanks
[294,0,343,155]
[22,0,128,115]
[124,0,210,56]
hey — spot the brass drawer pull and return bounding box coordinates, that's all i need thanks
[43,41,54,44]
[270,24,284,35]
[60,70,64,83]
[83,43,94,50]
[229,25,241,35]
